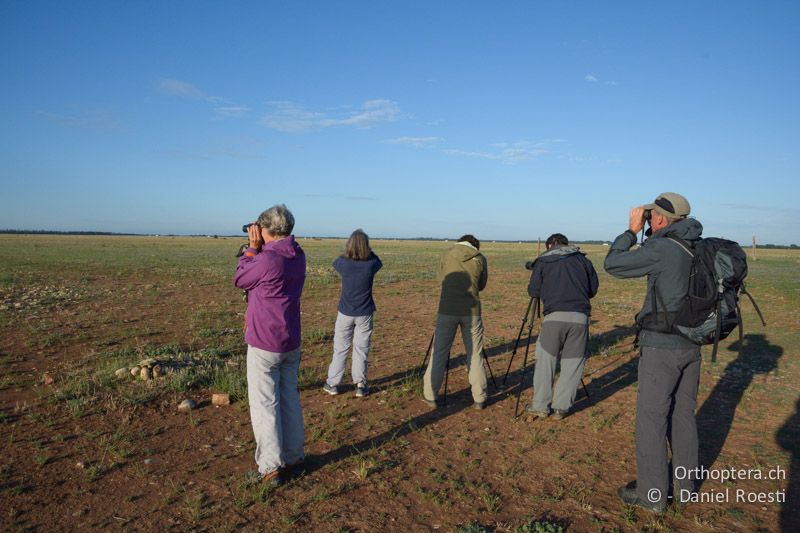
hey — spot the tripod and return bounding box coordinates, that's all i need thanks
[419,325,498,406]
[504,297,591,418]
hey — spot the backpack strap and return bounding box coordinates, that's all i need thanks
[711,298,723,363]
[740,283,767,326]
[665,237,695,258]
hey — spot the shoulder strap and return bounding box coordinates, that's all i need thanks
[666,237,694,258]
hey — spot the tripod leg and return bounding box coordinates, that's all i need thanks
[419,333,434,374]
[443,352,450,407]
[482,348,498,389]
[502,297,533,386]
[581,378,590,399]
[513,317,536,418]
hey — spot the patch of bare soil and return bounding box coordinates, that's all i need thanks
[0,269,795,532]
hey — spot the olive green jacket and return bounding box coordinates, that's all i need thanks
[437,242,488,316]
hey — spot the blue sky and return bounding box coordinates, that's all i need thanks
[1,1,798,244]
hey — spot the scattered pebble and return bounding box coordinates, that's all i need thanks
[152,364,163,378]
[115,368,129,378]
[139,367,152,381]
[130,366,141,376]
[42,373,54,386]
[178,399,197,412]
[143,458,153,465]
[76,461,87,469]
[212,393,231,406]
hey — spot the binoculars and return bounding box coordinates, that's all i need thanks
[242,223,257,233]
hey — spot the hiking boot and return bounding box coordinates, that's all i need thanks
[472,401,485,410]
[421,397,438,409]
[525,405,549,418]
[355,383,369,398]
[618,481,666,514]
[551,409,568,420]
[322,383,338,396]
[246,469,281,488]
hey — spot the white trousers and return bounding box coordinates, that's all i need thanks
[246,345,305,475]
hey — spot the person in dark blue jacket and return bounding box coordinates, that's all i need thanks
[323,229,382,397]
[527,233,599,419]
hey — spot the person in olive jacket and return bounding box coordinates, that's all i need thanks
[423,235,488,409]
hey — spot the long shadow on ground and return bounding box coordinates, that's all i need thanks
[777,398,800,532]
[303,325,642,477]
[695,334,783,479]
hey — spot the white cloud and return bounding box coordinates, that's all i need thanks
[384,136,443,148]
[262,99,400,133]
[585,73,618,86]
[214,106,250,118]
[157,78,226,103]
[443,140,560,165]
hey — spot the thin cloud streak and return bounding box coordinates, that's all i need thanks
[384,136,444,148]
[443,139,562,165]
[36,109,127,132]
[214,106,250,118]
[262,99,400,133]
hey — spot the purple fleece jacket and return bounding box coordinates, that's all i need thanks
[234,235,306,353]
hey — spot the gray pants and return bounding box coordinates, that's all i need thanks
[246,345,305,475]
[326,312,373,387]
[423,314,487,403]
[635,345,701,506]
[532,311,588,413]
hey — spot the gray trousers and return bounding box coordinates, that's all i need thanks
[635,345,701,506]
[326,312,373,387]
[423,314,487,403]
[532,311,588,413]
[247,345,305,475]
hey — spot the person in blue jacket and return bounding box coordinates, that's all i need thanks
[323,229,382,397]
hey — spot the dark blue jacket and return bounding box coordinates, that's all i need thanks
[334,253,382,317]
[528,245,599,316]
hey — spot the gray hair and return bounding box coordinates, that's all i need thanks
[257,204,295,237]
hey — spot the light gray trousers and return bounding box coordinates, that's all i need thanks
[423,314,487,404]
[246,345,305,475]
[532,311,588,413]
[635,345,701,507]
[326,312,374,387]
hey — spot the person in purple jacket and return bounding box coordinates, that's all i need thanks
[323,229,382,398]
[234,204,306,487]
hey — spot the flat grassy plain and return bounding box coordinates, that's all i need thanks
[0,234,798,532]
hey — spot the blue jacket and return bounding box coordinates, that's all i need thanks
[528,245,599,316]
[334,253,382,317]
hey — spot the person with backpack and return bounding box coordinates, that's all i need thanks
[604,192,703,513]
[526,233,599,420]
[323,229,382,398]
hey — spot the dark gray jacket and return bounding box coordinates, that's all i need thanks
[604,218,703,349]
[528,245,599,316]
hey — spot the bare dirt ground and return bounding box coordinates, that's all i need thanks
[0,236,797,532]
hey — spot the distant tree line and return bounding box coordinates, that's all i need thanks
[1,229,796,249]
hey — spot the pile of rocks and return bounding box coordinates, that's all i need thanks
[114,358,177,380]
